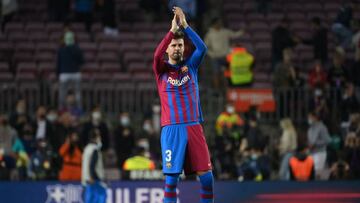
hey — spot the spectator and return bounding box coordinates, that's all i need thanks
[301,17,328,64]
[81,107,110,151]
[9,99,31,137]
[46,108,59,124]
[329,153,350,180]
[29,139,58,180]
[237,148,271,181]
[278,118,297,180]
[51,112,74,152]
[289,144,315,181]
[59,130,82,181]
[226,46,254,87]
[271,18,297,70]
[123,146,155,171]
[273,48,300,88]
[215,128,238,179]
[82,129,107,203]
[351,25,360,98]
[309,86,330,123]
[60,91,83,120]
[20,123,37,156]
[331,1,355,48]
[241,115,267,152]
[308,61,328,89]
[100,0,118,36]
[34,106,53,141]
[114,113,135,168]
[151,103,161,134]
[328,47,349,90]
[0,115,20,180]
[307,111,332,179]
[341,83,360,124]
[74,0,95,32]
[344,133,360,179]
[204,18,244,89]
[215,103,244,139]
[1,0,18,32]
[57,29,84,109]
[140,119,161,163]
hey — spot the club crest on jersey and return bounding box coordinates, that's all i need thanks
[181,65,189,74]
[166,162,172,168]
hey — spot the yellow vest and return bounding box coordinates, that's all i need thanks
[215,112,244,135]
[227,48,254,85]
[123,156,155,171]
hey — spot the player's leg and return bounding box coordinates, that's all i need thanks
[161,125,188,203]
[184,124,214,203]
[197,170,214,203]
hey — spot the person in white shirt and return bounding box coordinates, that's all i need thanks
[205,18,244,89]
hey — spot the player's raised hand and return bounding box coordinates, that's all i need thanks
[172,7,188,28]
[170,14,178,33]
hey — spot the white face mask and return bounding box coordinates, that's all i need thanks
[314,89,323,97]
[92,112,102,124]
[143,123,152,132]
[120,116,130,126]
[308,118,314,125]
[46,114,58,122]
[226,106,235,114]
[152,105,161,113]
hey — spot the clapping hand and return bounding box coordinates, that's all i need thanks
[172,7,188,28]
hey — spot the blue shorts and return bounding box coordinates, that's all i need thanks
[161,122,212,175]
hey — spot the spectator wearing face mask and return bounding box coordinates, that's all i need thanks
[307,111,331,179]
[81,107,109,151]
[215,104,244,137]
[9,99,31,138]
[34,106,54,142]
[57,27,84,109]
[114,113,135,169]
[59,130,82,181]
[140,119,161,163]
[29,139,58,180]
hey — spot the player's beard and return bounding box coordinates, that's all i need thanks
[170,52,183,62]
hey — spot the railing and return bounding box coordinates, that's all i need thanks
[0,81,344,127]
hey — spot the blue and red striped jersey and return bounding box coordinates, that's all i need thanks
[153,27,207,127]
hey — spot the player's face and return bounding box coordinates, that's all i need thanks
[167,38,184,61]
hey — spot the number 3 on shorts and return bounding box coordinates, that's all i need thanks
[165,150,172,162]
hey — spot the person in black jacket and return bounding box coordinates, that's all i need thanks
[302,17,328,64]
[81,107,110,151]
[57,28,84,109]
[271,17,297,70]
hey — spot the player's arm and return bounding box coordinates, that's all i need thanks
[174,7,207,68]
[153,15,177,75]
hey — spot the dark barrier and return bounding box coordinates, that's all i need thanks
[0,181,360,203]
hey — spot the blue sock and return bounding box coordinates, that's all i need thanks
[164,174,179,203]
[199,172,214,203]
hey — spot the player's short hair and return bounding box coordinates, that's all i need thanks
[173,30,185,40]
